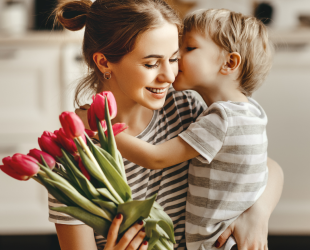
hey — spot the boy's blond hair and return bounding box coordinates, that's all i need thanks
[183,9,273,96]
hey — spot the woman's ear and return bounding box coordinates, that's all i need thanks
[220,52,241,75]
[93,52,111,74]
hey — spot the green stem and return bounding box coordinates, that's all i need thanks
[77,136,124,204]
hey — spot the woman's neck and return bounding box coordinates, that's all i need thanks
[99,83,154,137]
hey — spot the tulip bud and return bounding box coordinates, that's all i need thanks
[38,131,63,158]
[87,104,107,132]
[78,157,91,180]
[1,156,29,181]
[55,128,87,154]
[4,154,40,178]
[59,112,85,139]
[105,123,128,137]
[28,149,56,170]
[93,91,117,121]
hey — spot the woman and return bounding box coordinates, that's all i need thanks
[52,1,284,250]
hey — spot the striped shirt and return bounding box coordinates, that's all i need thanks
[179,98,268,250]
[48,88,205,250]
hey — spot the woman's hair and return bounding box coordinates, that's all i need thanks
[183,9,274,96]
[54,0,181,106]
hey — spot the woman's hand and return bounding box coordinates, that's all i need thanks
[75,104,91,130]
[215,157,284,250]
[104,214,148,250]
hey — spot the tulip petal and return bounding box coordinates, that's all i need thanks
[0,164,29,181]
[28,149,56,170]
[10,154,39,176]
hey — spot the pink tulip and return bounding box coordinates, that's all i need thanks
[55,128,86,154]
[85,129,97,138]
[87,104,107,132]
[38,131,63,158]
[78,157,91,180]
[0,154,40,181]
[27,149,56,170]
[105,123,128,137]
[59,111,85,139]
[1,156,30,181]
[92,91,117,121]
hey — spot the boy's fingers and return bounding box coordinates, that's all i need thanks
[216,225,233,248]
[105,213,123,248]
[117,220,144,249]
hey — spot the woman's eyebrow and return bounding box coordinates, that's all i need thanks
[143,49,179,59]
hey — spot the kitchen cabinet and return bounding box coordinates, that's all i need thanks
[253,44,310,234]
[0,32,85,234]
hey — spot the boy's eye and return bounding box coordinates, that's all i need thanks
[186,47,196,51]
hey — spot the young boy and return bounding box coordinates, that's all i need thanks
[115,9,273,250]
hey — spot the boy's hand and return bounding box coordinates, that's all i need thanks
[215,205,269,250]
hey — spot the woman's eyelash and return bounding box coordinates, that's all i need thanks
[144,58,178,69]
[144,63,159,69]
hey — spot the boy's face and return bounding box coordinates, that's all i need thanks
[173,29,224,92]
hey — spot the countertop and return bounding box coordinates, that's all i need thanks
[0,27,310,45]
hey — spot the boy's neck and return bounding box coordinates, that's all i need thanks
[196,78,248,107]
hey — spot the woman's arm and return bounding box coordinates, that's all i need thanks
[216,157,284,250]
[115,132,199,169]
[55,214,148,250]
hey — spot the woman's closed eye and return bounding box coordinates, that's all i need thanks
[144,62,159,69]
[144,57,178,69]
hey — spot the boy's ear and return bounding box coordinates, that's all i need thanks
[220,52,241,75]
[93,52,111,74]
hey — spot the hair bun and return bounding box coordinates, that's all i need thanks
[55,0,93,31]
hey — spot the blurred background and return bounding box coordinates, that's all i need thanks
[0,0,309,249]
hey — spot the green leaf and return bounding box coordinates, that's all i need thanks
[92,199,117,215]
[147,230,160,250]
[149,207,176,244]
[35,175,74,206]
[75,140,105,186]
[104,97,117,160]
[50,206,111,238]
[95,116,108,151]
[96,145,122,177]
[159,237,174,250]
[61,149,101,200]
[97,188,119,204]
[84,136,131,202]
[117,194,157,234]
[45,178,113,221]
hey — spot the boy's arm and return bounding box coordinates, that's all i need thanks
[115,132,200,169]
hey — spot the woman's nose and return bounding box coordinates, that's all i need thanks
[158,62,177,84]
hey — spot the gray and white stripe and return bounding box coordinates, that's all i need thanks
[180,98,268,250]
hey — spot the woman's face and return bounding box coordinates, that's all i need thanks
[109,21,179,110]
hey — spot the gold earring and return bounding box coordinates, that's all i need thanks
[103,72,112,80]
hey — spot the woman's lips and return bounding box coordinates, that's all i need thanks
[146,87,167,99]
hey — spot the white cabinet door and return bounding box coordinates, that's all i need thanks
[0,45,62,234]
[253,45,310,234]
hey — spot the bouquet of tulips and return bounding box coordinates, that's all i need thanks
[0,92,175,250]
